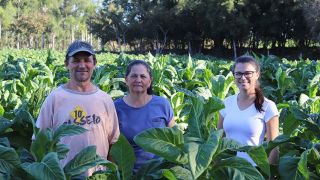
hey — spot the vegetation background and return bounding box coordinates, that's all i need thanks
[0,0,319,59]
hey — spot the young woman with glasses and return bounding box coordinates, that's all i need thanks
[218,55,279,166]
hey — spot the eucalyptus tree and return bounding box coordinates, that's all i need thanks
[91,0,133,51]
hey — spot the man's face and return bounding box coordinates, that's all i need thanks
[65,52,96,83]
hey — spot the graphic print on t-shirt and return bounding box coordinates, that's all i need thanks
[63,106,101,126]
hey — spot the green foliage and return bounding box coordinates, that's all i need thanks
[111,134,135,180]
[21,152,66,180]
[134,127,187,164]
[0,50,319,179]
[64,146,110,178]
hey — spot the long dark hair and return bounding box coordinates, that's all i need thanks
[125,60,153,95]
[232,55,264,113]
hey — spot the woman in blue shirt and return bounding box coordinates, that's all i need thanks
[114,60,175,172]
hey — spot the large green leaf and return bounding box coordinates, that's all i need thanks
[20,148,35,164]
[187,97,205,139]
[282,108,300,135]
[0,145,21,175]
[185,129,223,179]
[134,159,175,179]
[0,117,13,134]
[210,72,235,100]
[110,134,135,180]
[21,152,66,180]
[279,151,309,180]
[213,156,264,180]
[30,129,51,161]
[52,124,87,144]
[134,127,187,164]
[204,97,224,116]
[55,143,69,160]
[219,138,243,151]
[264,135,299,154]
[162,169,177,180]
[0,138,10,148]
[307,148,320,166]
[247,146,270,177]
[63,146,109,177]
[0,105,4,117]
[169,166,192,180]
[308,73,320,98]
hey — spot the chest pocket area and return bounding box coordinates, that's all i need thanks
[151,117,166,128]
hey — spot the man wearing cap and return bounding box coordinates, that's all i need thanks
[36,40,120,177]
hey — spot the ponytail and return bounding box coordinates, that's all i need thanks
[254,84,264,113]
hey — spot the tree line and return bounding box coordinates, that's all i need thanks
[1,0,319,57]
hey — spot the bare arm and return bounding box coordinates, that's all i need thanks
[266,115,279,165]
[167,118,176,127]
[217,114,224,130]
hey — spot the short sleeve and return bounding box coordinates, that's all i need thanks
[219,108,226,118]
[36,94,54,130]
[219,100,227,118]
[107,99,120,144]
[165,99,174,125]
[264,100,279,123]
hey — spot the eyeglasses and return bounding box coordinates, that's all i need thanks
[234,71,255,78]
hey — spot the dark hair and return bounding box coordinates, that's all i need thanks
[232,55,264,113]
[125,60,153,95]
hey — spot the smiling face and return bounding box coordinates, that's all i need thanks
[65,51,96,84]
[233,62,260,92]
[125,64,152,95]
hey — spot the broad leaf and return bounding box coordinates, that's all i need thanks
[213,156,264,180]
[0,105,4,117]
[111,134,135,180]
[185,129,223,179]
[134,127,187,164]
[187,97,205,139]
[55,143,69,160]
[31,129,51,161]
[63,146,109,177]
[247,146,270,177]
[169,166,192,180]
[52,124,87,144]
[0,117,13,134]
[0,145,20,175]
[135,159,174,179]
[282,109,300,135]
[210,73,234,100]
[20,148,35,163]
[162,169,177,180]
[21,152,66,180]
[264,135,300,154]
[0,138,10,147]
[279,151,309,180]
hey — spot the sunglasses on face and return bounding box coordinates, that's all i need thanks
[233,71,255,78]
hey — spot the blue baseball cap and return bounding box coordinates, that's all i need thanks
[66,40,95,58]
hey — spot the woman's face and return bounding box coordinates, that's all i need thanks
[233,62,259,91]
[125,64,152,95]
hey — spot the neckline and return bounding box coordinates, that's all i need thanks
[61,84,99,95]
[122,95,154,109]
[235,93,254,111]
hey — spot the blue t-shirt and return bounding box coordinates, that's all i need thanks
[114,95,174,171]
